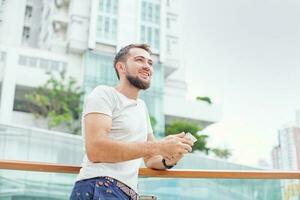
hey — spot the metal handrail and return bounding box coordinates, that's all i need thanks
[1,159,300,179]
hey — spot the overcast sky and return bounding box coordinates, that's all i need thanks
[181,0,300,167]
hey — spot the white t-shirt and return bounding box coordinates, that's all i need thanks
[77,85,153,192]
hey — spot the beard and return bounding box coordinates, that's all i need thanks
[126,74,151,90]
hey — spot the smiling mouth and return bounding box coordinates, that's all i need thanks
[140,72,150,78]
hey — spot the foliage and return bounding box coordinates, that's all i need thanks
[165,120,232,158]
[211,148,232,159]
[165,120,209,153]
[196,96,212,104]
[25,70,84,134]
[150,116,157,129]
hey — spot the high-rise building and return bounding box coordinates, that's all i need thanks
[0,0,221,136]
[271,114,300,200]
[272,124,300,171]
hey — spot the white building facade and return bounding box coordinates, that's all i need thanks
[0,0,221,136]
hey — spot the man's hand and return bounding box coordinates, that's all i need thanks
[157,132,194,160]
[162,132,195,164]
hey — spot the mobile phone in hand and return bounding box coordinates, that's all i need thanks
[184,132,197,143]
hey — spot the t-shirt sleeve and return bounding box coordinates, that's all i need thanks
[83,86,114,117]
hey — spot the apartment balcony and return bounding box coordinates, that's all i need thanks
[164,96,221,126]
[163,36,180,77]
[51,8,68,30]
[1,123,299,199]
[164,56,180,77]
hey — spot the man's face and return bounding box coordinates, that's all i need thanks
[123,48,153,90]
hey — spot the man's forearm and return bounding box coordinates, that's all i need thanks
[87,139,160,163]
[145,155,166,170]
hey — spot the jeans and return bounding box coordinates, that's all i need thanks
[70,177,134,200]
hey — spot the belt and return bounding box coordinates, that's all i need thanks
[103,176,138,200]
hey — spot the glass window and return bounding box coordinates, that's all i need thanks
[28,57,37,68]
[112,19,117,39]
[141,25,145,42]
[40,59,50,70]
[166,17,170,29]
[25,6,33,18]
[96,16,103,35]
[141,1,147,21]
[0,52,5,62]
[19,56,28,66]
[112,0,118,13]
[51,61,60,71]
[23,27,30,39]
[106,0,111,13]
[147,27,152,44]
[148,3,153,22]
[154,28,159,50]
[155,5,160,23]
[140,0,160,52]
[96,0,118,44]
[98,0,104,12]
[104,17,110,36]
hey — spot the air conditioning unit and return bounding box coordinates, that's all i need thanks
[55,0,64,8]
[55,0,69,8]
[52,21,62,32]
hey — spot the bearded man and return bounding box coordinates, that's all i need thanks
[70,44,193,200]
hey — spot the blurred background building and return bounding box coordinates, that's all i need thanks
[271,111,300,199]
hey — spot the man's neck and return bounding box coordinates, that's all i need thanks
[115,83,140,100]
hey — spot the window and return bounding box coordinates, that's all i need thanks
[0,51,5,62]
[51,61,60,71]
[140,0,160,52]
[28,57,37,68]
[18,55,68,72]
[25,5,32,18]
[96,0,118,45]
[19,56,28,66]
[39,59,50,70]
[0,0,5,22]
[22,27,30,40]
[13,85,38,113]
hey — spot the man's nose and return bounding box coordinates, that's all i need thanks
[142,62,151,70]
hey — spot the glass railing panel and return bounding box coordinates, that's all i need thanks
[0,168,299,200]
[139,178,299,200]
[0,124,83,164]
[0,170,76,200]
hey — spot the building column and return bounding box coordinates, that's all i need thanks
[0,48,18,124]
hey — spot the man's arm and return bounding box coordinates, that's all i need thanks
[143,132,191,170]
[85,113,192,163]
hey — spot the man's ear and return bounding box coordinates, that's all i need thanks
[116,62,125,76]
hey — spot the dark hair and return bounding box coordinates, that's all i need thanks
[113,44,151,79]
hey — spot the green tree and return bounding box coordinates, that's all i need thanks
[211,148,232,159]
[150,116,157,129]
[196,96,212,104]
[165,120,209,153]
[25,70,84,134]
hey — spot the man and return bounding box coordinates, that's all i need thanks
[70,44,194,200]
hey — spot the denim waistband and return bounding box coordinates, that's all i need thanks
[99,176,138,200]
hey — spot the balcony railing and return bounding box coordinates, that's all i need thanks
[0,159,300,179]
[1,159,300,199]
